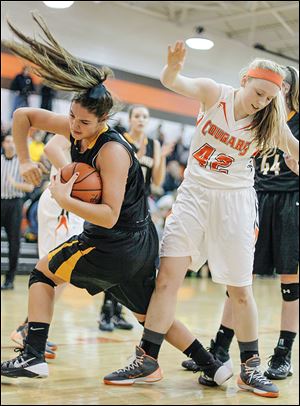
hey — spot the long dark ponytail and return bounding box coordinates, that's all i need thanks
[4,12,121,119]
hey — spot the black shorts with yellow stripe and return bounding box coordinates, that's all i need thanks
[48,222,159,315]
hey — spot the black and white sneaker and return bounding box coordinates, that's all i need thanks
[112,303,134,330]
[197,355,233,386]
[98,300,115,332]
[1,344,48,379]
[183,339,233,386]
[264,346,293,380]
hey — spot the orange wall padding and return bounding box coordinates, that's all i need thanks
[1,52,199,118]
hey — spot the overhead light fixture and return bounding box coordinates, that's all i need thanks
[43,1,74,9]
[186,26,214,50]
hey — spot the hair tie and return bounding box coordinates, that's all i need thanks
[88,83,106,99]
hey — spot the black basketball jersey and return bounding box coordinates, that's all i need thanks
[255,112,299,192]
[123,133,155,197]
[69,127,150,233]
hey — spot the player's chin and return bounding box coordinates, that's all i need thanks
[250,104,260,114]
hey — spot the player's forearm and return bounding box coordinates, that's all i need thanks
[12,109,31,164]
[160,65,183,90]
[279,124,299,161]
[152,156,166,186]
[61,196,118,229]
[44,146,69,170]
[44,134,71,170]
[11,181,34,192]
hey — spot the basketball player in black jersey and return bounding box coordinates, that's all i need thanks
[182,65,299,383]
[1,14,232,386]
[99,105,174,332]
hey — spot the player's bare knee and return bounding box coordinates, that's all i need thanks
[227,286,252,305]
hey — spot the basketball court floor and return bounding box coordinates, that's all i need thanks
[1,275,298,405]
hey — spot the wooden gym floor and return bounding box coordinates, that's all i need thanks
[1,275,299,405]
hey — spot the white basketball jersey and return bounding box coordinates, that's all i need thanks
[185,84,259,189]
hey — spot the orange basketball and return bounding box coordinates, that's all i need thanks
[60,162,102,203]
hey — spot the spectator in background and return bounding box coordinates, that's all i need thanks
[40,84,56,111]
[10,66,35,116]
[166,126,190,166]
[1,134,34,290]
[28,129,45,163]
[24,128,48,242]
[156,123,165,147]
[162,160,183,194]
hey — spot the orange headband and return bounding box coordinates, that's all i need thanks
[247,68,283,88]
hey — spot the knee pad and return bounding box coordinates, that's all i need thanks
[28,268,57,289]
[281,283,299,302]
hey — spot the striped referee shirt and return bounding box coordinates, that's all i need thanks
[1,153,25,199]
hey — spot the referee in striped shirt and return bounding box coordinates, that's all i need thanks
[1,134,33,290]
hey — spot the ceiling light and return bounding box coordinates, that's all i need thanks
[186,26,214,50]
[43,1,74,9]
[185,38,214,50]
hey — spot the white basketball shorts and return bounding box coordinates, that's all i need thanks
[160,177,258,286]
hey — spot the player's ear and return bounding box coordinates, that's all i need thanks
[241,75,248,88]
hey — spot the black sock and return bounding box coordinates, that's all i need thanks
[140,328,165,359]
[240,350,259,363]
[140,339,161,359]
[183,339,213,365]
[215,324,234,350]
[26,322,49,355]
[238,340,259,363]
[277,330,297,351]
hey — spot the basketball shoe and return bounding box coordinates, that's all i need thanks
[197,355,233,386]
[237,356,279,398]
[98,300,115,332]
[1,344,48,379]
[103,346,163,385]
[10,322,57,359]
[112,303,134,330]
[264,346,293,380]
[184,339,233,386]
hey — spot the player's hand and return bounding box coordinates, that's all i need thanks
[161,142,175,158]
[167,41,186,72]
[20,161,49,186]
[49,168,79,206]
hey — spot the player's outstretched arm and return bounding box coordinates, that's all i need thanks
[160,40,220,106]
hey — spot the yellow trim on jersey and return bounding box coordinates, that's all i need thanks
[123,132,148,146]
[55,246,96,282]
[287,111,296,121]
[48,240,79,262]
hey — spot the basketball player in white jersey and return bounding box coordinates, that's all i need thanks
[183,65,299,382]
[10,134,84,357]
[105,41,299,398]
